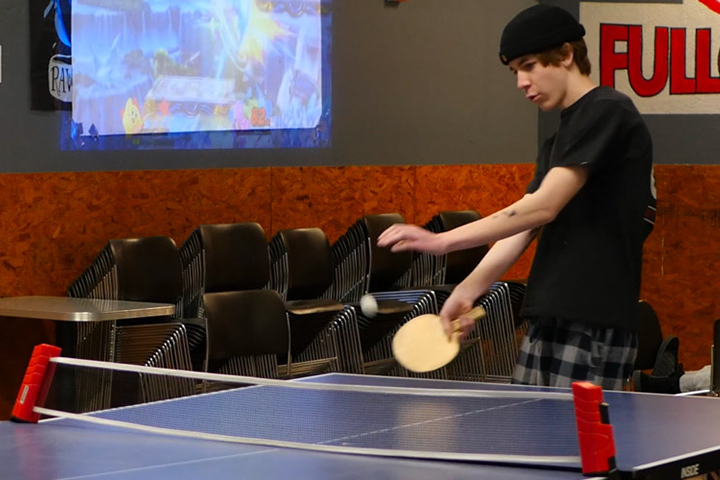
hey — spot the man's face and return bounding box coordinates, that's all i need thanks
[508,54,570,111]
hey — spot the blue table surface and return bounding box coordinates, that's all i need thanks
[2,373,720,480]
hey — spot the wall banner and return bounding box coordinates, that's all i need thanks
[582,0,720,114]
[30,0,72,111]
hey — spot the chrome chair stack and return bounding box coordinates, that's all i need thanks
[506,280,529,349]
[269,227,361,376]
[446,282,516,383]
[179,222,271,319]
[113,322,195,403]
[178,223,290,379]
[404,211,527,383]
[202,289,290,384]
[68,236,195,408]
[327,213,440,378]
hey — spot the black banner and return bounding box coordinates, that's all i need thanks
[30,0,72,111]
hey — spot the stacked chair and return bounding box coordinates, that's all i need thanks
[202,289,289,381]
[179,223,291,379]
[506,279,529,357]
[326,213,440,378]
[67,212,536,402]
[269,227,362,375]
[68,236,196,408]
[179,223,270,319]
[409,210,528,383]
[443,282,520,383]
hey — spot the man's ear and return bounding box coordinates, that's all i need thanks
[560,43,575,68]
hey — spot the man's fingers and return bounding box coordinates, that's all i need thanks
[390,240,414,252]
[459,316,475,337]
[449,315,475,341]
[441,317,454,338]
[377,226,406,247]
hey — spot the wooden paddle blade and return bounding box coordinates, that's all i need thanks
[392,306,487,372]
[392,314,460,373]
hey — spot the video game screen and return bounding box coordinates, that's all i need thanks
[65,0,330,150]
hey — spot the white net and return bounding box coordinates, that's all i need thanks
[40,357,581,468]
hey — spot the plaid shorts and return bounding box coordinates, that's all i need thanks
[512,317,638,390]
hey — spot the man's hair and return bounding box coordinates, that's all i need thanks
[536,39,591,76]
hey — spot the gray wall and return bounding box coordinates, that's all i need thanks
[0,0,538,173]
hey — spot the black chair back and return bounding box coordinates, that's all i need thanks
[203,289,289,361]
[364,213,413,292]
[634,300,664,371]
[438,211,489,284]
[110,237,183,304]
[281,228,335,300]
[200,223,269,292]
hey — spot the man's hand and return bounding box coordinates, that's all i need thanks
[377,224,447,255]
[439,290,481,340]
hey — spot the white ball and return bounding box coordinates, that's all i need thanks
[360,294,378,318]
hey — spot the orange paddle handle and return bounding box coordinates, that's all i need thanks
[465,306,486,321]
[450,306,486,331]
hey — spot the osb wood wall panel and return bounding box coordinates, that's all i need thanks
[413,164,537,280]
[271,166,418,239]
[0,163,716,418]
[641,165,720,376]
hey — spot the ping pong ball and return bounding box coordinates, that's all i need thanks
[360,294,378,317]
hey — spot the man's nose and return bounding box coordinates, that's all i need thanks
[516,73,530,90]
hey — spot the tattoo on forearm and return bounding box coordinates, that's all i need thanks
[491,209,518,220]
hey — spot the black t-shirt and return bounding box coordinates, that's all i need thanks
[521,86,656,331]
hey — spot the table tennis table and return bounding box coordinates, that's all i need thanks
[2,373,720,480]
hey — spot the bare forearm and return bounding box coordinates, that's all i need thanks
[453,228,538,300]
[377,167,587,256]
[439,195,552,253]
[438,166,589,253]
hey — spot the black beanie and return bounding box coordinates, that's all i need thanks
[499,4,585,65]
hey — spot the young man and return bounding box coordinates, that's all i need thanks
[377,4,656,390]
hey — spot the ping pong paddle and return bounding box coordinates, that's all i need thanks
[392,306,486,373]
